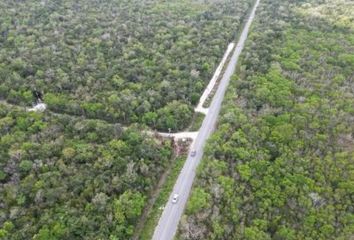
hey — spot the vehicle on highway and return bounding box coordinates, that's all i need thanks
[190,150,197,157]
[172,193,179,204]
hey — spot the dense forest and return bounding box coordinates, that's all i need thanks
[0,0,256,239]
[179,0,354,239]
[2,0,353,239]
[0,0,252,131]
[0,103,173,239]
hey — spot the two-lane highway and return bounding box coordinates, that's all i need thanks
[152,0,261,239]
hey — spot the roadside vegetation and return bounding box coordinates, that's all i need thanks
[139,156,185,240]
[189,113,205,132]
[179,0,354,239]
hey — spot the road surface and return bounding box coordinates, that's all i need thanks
[152,0,260,239]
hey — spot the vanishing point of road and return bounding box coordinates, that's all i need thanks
[152,0,261,239]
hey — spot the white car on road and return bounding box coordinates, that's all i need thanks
[172,193,179,204]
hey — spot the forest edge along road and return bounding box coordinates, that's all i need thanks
[152,0,261,239]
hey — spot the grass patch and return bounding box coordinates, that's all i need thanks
[139,156,186,240]
[189,112,205,131]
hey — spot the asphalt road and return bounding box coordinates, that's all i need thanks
[152,1,260,239]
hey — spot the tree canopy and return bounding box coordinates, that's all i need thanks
[0,0,255,238]
[0,0,252,131]
[179,0,354,239]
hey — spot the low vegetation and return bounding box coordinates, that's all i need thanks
[139,156,185,240]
